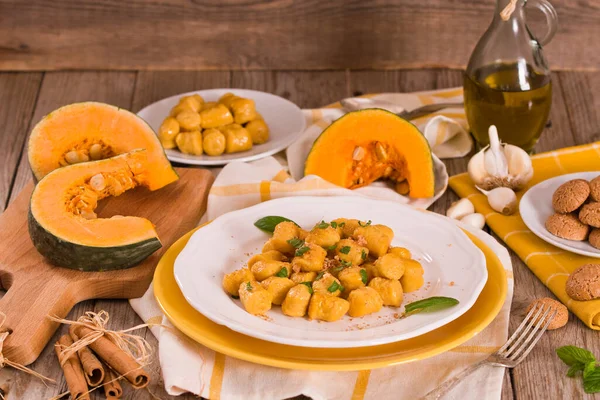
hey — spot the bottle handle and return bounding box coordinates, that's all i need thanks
[526,0,558,46]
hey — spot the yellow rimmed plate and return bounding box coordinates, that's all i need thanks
[154,226,507,371]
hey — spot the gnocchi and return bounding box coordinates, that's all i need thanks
[159,92,270,156]
[223,218,425,322]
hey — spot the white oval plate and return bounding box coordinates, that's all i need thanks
[520,172,600,258]
[174,196,488,348]
[137,89,306,166]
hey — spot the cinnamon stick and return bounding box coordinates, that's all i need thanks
[101,362,123,399]
[73,325,149,389]
[69,326,105,387]
[54,335,90,400]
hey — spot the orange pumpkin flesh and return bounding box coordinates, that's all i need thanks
[28,102,178,191]
[304,109,435,198]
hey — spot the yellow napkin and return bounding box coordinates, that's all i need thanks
[449,142,600,329]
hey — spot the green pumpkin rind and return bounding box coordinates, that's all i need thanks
[28,209,162,272]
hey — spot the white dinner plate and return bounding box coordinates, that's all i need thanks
[137,89,306,166]
[520,172,600,258]
[174,196,488,348]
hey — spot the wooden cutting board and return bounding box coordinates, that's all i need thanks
[0,167,214,366]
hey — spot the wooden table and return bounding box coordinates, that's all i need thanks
[0,69,598,399]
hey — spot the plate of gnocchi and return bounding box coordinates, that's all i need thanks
[137,89,306,166]
[174,196,488,348]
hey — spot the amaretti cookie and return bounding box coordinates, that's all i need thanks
[579,202,600,228]
[590,176,600,202]
[566,263,600,301]
[545,213,590,241]
[526,297,568,330]
[589,229,600,250]
[552,179,590,213]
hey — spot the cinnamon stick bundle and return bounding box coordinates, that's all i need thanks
[54,335,90,400]
[101,362,123,399]
[69,326,104,387]
[73,325,149,389]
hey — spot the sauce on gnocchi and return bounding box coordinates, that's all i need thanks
[159,93,269,156]
[222,218,425,321]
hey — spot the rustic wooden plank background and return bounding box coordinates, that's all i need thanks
[0,68,599,399]
[0,0,598,71]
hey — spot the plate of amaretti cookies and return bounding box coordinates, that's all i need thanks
[520,172,600,257]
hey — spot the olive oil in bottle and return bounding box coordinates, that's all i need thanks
[464,62,552,152]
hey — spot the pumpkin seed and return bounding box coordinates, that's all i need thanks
[383,166,393,177]
[89,143,103,160]
[375,142,388,161]
[395,181,410,195]
[65,150,89,164]
[89,174,106,191]
[352,146,365,161]
[80,210,97,220]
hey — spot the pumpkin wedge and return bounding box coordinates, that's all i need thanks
[29,150,162,271]
[28,102,178,190]
[304,109,435,198]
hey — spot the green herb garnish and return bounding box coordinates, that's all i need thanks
[246,282,253,292]
[254,216,298,233]
[360,268,368,285]
[275,267,288,277]
[361,249,367,260]
[300,281,314,294]
[327,281,343,293]
[557,346,600,393]
[330,221,338,228]
[358,220,372,227]
[295,246,310,256]
[316,220,329,229]
[338,222,345,227]
[404,296,459,316]
[331,265,345,273]
[325,244,337,251]
[340,259,352,267]
[339,246,351,255]
[287,237,304,248]
[315,271,325,280]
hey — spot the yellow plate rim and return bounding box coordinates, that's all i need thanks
[154,226,507,371]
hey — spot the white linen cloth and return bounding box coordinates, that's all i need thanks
[130,88,514,399]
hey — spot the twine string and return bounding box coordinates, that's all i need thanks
[500,0,519,21]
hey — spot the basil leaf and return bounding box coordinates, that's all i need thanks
[340,259,351,267]
[361,249,367,260]
[254,216,297,233]
[300,281,314,294]
[287,237,304,248]
[330,221,338,228]
[295,246,310,256]
[317,220,329,229]
[275,267,288,277]
[231,295,240,299]
[324,244,337,251]
[568,363,585,377]
[358,220,372,227]
[327,281,343,292]
[557,346,597,367]
[360,268,368,285]
[404,296,459,315]
[585,362,597,379]
[246,282,253,292]
[584,367,600,393]
[315,271,325,280]
[339,246,351,255]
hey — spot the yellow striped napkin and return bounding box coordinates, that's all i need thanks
[449,142,600,330]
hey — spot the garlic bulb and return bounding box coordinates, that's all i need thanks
[482,186,518,215]
[446,198,475,220]
[460,213,485,229]
[468,126,533,191]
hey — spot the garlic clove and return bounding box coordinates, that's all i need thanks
[484,126,509,178]
[486,187,518,215]
[504,144,534,189]
[460,213,486,229]
[467,149,487,186]
[446,198,475,220]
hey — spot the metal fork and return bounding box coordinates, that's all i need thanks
[339,97,463,121]
[422,303,558,400]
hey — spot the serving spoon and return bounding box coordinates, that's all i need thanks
[340,98,464,121]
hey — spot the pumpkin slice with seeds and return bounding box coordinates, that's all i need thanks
[27,102,178,191]
[28,150,162,271]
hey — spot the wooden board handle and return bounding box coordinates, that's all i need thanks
[0,273,75,366]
